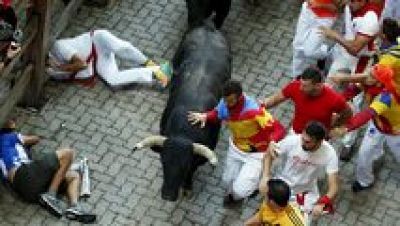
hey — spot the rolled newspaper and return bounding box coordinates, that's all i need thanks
[80,158,91,198]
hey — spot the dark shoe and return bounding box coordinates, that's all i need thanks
[352,181,373,193]
[65,205,96,224]
[39,193,63,218]
[340,145,354,162]
[223,194,242,207]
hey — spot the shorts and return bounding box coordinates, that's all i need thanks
[12,151,60,203]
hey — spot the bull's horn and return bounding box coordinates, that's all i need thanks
[134,135,167,150]
[192,143,218,165]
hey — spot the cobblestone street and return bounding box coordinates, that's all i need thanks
[1,0,400,225]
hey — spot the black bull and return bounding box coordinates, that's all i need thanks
[134,24,231,201]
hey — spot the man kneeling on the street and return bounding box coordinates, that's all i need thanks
[0,119,96,223]
[259,121,339,224]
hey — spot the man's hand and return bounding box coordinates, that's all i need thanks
[319,26,340,41]
[329,126,348,139]
[187,111,207,128]
[311,203,325,218]
[268,141,280,158]
[6,42,21,59]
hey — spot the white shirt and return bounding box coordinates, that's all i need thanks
[274,135,339,195]
[48,32,94,79]
[344,5,380,57]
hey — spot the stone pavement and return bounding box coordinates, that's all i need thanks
[1,0,400,225]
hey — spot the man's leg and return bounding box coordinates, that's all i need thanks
[49,148,74,193]
[96,53,154,87]
[292,2,312,77]
[93,30,148,64]
[354,122,385,192]
[302,17,335,60]
[64,170,96,223]
[231,153,263,200]
[339,93,364,161]
[222,140,243,204]
[222,148,242,194]
[39,148,74,217]
[93,30,169,87]
[64,171,80,206]
[386,134,400,163]
[302,185,320,226]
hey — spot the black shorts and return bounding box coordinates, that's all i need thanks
[12,151,60,203]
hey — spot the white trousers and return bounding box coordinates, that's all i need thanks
[287,183,319,215]
[292,2,335,77]
[327,44,358,77]
[92,30,154,87]
[222,138,264,200]
[356,122,400,186]
[341,93,364,148]
[327,44,363,150]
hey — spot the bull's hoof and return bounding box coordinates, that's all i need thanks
[182,189,193,199]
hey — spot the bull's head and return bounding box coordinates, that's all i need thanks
[133,135,217,201]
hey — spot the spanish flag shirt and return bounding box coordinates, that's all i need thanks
[370,91,400,135]
[206,95,285,152]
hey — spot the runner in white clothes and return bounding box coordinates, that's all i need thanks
[292,0,344,78]
[47,29,171,88]
[259,121,339,224]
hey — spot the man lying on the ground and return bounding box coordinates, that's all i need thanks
[47,29,172,88]
[0,119,96,223]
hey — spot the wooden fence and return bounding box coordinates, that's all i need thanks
[0,0,84,126]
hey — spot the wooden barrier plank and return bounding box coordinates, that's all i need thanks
[21,0,52,107]
[0,64,33,126]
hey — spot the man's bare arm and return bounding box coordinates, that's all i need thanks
[22,135,40,146]
[329,73,368,85]
[332,105,353,127]
[320,27,372,56]
[57,55,87,73]
[325,172,339,200]
[263,91,286,109]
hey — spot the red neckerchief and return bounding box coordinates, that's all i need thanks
[352,2,383,18]
[228,94,245,118]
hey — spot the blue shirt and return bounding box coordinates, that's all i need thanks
[0,131,30,181]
